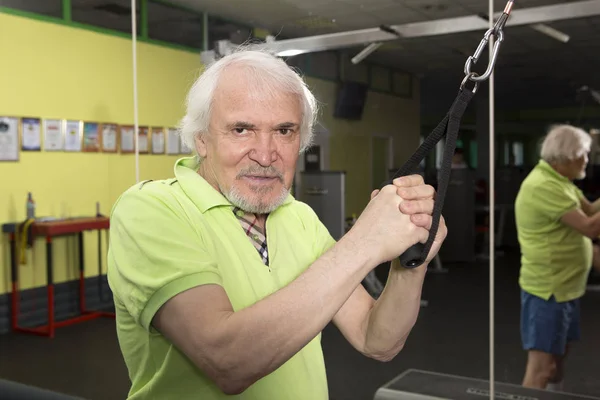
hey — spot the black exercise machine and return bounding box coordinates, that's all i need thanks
[0,378,84,400]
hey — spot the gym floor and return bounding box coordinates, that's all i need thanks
[0,249,598,400]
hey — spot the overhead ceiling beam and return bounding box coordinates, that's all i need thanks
[239,0,600,56]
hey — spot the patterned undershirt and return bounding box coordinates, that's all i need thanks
[232,207,269,267]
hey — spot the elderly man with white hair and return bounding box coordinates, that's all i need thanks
[515,124,600,391]
[107,49,446,400]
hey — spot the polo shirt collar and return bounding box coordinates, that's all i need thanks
[174,157,295,213]
[537,159,570,183]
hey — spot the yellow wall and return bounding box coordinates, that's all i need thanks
[306,77,421,217]
[0,13,421,295]
[0,13,201,294]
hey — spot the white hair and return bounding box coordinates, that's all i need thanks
[178,48,318,154]
[540,124,592,164]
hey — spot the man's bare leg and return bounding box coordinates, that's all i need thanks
[522,350,556,389]
[546,344,569,391]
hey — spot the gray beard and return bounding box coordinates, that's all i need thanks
[222,183,290,214]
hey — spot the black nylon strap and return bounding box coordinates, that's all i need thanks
[382,88,476,268]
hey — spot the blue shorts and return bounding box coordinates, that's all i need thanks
[520,289,581,356]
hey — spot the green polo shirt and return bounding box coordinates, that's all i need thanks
[107,157,336,399]
[514,160,592,302]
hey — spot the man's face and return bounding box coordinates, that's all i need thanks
[571,153,589,180]
[195,67,302,214]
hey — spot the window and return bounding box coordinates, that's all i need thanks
[285,54,310,75]
[1,0,62,18]
[503,140,525,166]
[342,53,368,84]
[437,139,465,169]
[147,1,203,49]
[470,141,478,168]
[370,65,391,92]
[72,0,141,35]
[512,141,524,166]
[392,71,411,97]
[310,51,338,81]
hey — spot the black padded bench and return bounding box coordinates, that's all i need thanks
[0,378,84,400]
[374,369,600,400]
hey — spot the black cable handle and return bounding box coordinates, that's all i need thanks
[383,88,475,268]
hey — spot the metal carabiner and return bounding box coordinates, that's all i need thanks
[463,0,514,83]
[464,28,504,82]
[460,72,480,94]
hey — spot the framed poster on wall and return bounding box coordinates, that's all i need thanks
[0,117,19,161]
[64,120,82,152]
[151,127,165,154]
[166,128,180,155]
[82,122,101,152]
[138,127,149,154]
[43,119,64,151]
[101,124,119,153]
[21,117,42,151]
[120,125,135,153]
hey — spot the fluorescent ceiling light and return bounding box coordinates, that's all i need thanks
[477,12,570,44]
[351,42,383,64]
[530,23,570,42]
[277,49,306,57]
